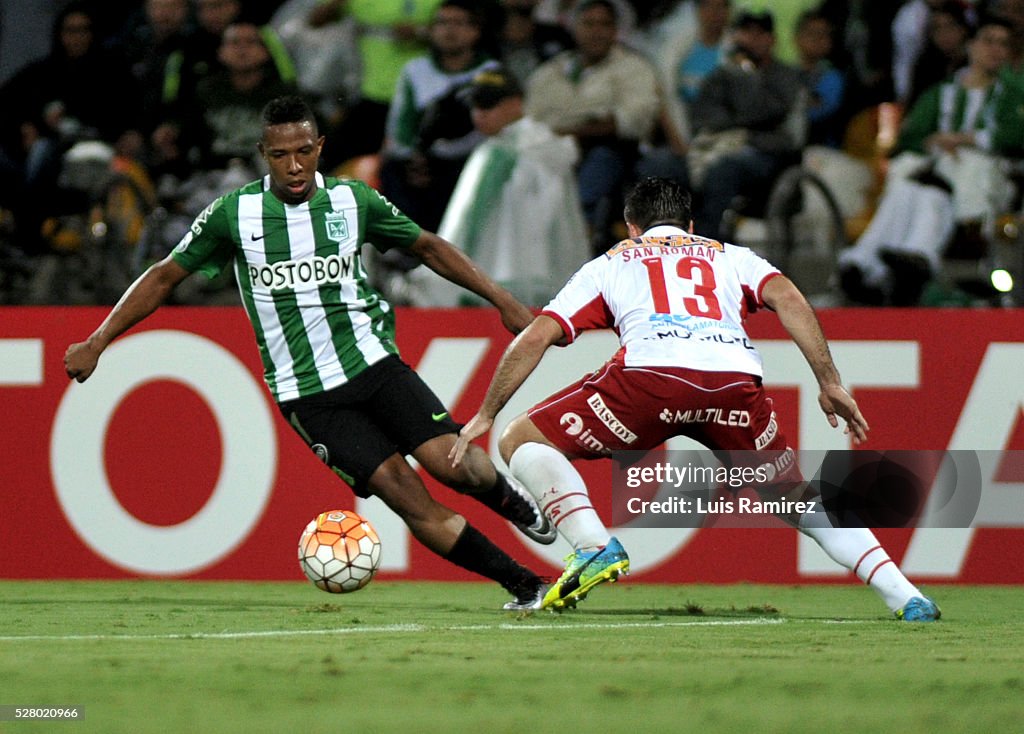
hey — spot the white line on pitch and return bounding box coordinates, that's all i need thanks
[0,618,783,642]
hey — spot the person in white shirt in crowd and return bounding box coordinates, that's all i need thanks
[525,0,659,251]
[408,65,589,307]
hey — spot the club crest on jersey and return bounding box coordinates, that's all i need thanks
[324,211,349,242]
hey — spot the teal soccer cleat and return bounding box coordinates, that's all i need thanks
[542,537,629,611]
[896,596,941,621]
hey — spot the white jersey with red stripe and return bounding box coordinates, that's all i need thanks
[541,225,781,377]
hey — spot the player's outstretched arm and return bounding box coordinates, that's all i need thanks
[409,230,534,334]
[761,275,870,443]
[449,315,565,467]
[64,256,191,383]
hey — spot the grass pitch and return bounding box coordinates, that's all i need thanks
[1,581,1021,734]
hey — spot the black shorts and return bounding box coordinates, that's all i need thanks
[277,355,461,497]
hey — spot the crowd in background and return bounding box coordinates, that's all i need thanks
[0,0,1023,307]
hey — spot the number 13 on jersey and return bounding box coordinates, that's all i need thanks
[642,256,722,319]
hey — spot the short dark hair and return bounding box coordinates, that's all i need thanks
[575,0,619,21]
[971,12,1013,38]
[261,95,318,133]
[796,8,832,33]
[623,177,692,231]
[930,1,973,32]
[733,9,774,33]
[437,0,484,26]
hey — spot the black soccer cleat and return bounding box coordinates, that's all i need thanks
[501,473,557,545]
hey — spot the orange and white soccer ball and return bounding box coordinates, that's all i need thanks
[298,510,382,593]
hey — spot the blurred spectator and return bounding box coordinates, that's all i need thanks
[188,0,244,64]
[631,0,689,34]
[498,0,574,84]
[818,0,900,115]
[162,0,294,116]
[180,21,298,174]
[534,0,637,39]
[839,15,1024,305]
[534,0,576,27]
[409,66,589,306]
[270,0,361,127]
[664,0,732,109]
[990,0,1024,86]
[525,0,659,250]
[795,8,846,147]
[906,1,973,109]
[892,0,946,105]
[726,0,820,64]
[0,3,142,147]
[380,0,497,233]
[163,0,242,113]
[688,9,805,241]
[151,3,296,178]
[630,0,695,58]
[308,0,444,164]
[637,0,732,185]
[0,2,142,254]
[115,0,196,134]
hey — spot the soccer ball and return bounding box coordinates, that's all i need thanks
[298,510,382,593]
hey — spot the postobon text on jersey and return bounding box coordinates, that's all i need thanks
[248,253,356,291]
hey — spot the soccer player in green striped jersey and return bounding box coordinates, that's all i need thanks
[64,95,554,609]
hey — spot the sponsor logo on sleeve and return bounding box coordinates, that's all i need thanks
[189,199,221,236]
[374,190,401,216]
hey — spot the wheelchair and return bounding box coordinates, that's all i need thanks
[718,147,851,306]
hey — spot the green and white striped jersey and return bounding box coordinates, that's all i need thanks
[171,172,421,402]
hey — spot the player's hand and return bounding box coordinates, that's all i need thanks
[818,384,869,444]
[497,300,534,336]
[449,413,493,468]
[64,340,101,383]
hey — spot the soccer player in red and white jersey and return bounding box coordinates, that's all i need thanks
[451,177,941,620]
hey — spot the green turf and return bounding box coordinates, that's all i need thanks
[0,581,1020,734]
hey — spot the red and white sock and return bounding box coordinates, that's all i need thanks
[799,510,921,612]
[509,442,610,552]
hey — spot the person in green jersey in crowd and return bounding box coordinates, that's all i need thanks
[307,0,445,164]
[64,95,555,610]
